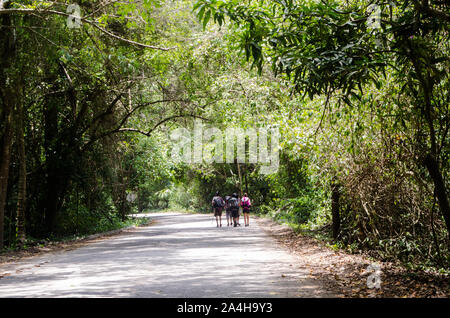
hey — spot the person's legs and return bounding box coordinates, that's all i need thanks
[244,212,249,226]
[214,208,220,227]
[232,209,238,227]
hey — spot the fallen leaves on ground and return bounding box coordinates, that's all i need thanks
[255,217,449,298]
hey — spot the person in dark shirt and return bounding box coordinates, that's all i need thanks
[224,195,232,226]
[228,193,240,227]
[211,191,225,227]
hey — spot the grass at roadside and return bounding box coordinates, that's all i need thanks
[254,211,450,276]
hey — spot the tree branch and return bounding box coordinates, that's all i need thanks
[0,7,175,51]
[81,108,206,152]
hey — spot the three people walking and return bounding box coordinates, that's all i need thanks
[212,192,251,228]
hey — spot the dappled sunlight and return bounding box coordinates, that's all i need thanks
[0,213,332,298]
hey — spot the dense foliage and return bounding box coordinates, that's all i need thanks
[0,0,201,244]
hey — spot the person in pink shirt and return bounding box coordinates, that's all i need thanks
[240,193,252,227]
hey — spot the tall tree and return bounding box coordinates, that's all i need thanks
[0,0,17,249]
[15,85,26,245]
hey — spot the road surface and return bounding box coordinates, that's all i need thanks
[0,212,335,298]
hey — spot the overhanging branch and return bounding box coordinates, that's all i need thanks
[81,112,209,152]
[0,7,175,51]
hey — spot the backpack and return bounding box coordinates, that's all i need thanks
[224,196,231,207]
[229,197,239,208]
[241,197,251,208]
[213,196,225,208]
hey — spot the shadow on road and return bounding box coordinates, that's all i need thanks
[0,212,334,298]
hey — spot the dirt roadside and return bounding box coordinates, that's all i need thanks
[255,216,449,298]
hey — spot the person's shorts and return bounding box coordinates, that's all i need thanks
[214,207,223,217]
[226,209,232,218]
[231,208,239,218]
[242,207,250,214]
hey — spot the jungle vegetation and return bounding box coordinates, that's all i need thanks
[0,0,448,271]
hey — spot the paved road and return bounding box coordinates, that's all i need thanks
[0,212,334,298]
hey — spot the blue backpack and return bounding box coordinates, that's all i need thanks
[229,197,239,208]
[213,196,225,208]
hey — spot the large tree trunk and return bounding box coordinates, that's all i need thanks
[424,154,450,242]
[0,102,13,250]
[421,86,448,240]
[111,167,129,222]
[407,41,450,242]
[331,181,340,240]
[422,83,450,242]
[0,0,16,249]
[15,99,26,245]
[237,162,243,197]
[244,165,249,195]
[423,99,450,242]
[42,99,59,235]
